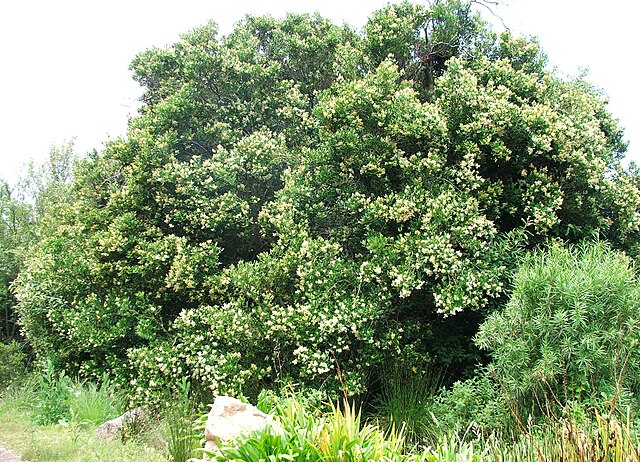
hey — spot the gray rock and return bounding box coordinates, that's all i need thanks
[95,407,146,440]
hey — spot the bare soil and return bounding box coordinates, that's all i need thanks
[0,446,21,462]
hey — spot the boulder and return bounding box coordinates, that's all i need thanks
[95,407,146,440]
[203,396,281,453]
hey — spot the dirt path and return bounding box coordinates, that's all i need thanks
[0,446,21,462]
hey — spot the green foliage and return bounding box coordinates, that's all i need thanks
[363,0,488,93]
[20,140,76,229]
[413,433,490,462]
[33,360,73,425]
[12,1,640,406]
[0,388,164,462]
[431,373,511,437]
[373,365,443,447]
[163,379,199,462]
[0,180,33,341]
[505,412,640,462]
[476,242,640,415]
[209,394,405,462]
[65,376,122,427]
[129,238,393,401]
[316,400,405,461]
[209,400,322,462]
[30,361,123,427]
[0,341,27,388]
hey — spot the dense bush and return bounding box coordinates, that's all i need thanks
[12,1,639,403]
[431,372,512,436]
[476,242,640,416]
[0,341,27,388]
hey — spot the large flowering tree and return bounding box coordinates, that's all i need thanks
[14,1,639,402]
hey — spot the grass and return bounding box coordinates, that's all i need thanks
[372,365,442,448]
[65,376,122,426]
[162,379,200,462]
[1,368,638,462]
[0,377,165,462]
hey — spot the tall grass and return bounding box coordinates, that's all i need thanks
[163,379,200,462]
[0,373,163,462]
[317,399,405,461]
[30,361,123,427]
[491,410,640,462]
[66,375,122,426]
[373,365,442,448]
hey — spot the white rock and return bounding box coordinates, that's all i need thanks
[204,396,280,451]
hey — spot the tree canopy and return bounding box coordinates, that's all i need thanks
[12,0,639,402]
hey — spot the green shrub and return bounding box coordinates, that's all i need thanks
[128,237,399,402]
[0,340,27,388]
[13,1,639,407]
[476,242,640,417]
[431,372,512,437]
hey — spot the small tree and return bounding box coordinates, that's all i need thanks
[476,242,640,414]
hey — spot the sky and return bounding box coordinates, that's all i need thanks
[0,0,638,188]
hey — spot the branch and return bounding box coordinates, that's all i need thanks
[472,0,510,31]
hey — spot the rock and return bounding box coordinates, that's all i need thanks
[95,407,146,440]
[203,396,281,453]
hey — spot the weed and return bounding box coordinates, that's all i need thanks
[33,360,72,425]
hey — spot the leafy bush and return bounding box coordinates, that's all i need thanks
[476,242,640,416]
[0,340,27,388]
[431,372,512,437]
[33,360,73,425]
[13,1,640,405]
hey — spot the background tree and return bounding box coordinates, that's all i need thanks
[0,180,33,341]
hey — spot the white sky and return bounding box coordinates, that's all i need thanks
[0,0,637,187]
